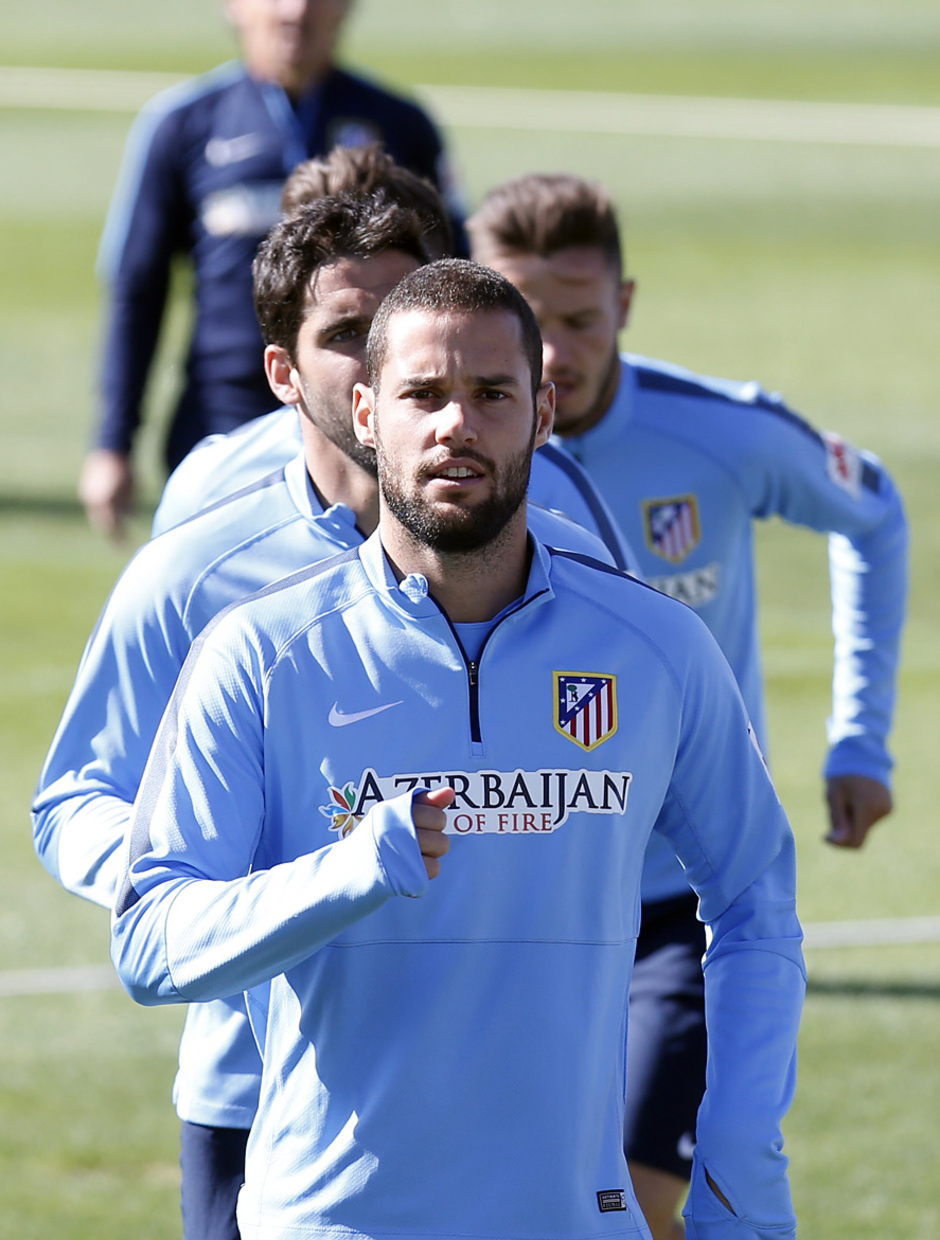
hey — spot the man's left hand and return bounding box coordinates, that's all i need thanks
[825,774,892,849]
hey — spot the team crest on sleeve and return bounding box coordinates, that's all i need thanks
[822,431,862,499]
[642,495,700,564]
[554,673,618,751]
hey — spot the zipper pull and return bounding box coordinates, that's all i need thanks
[468,661,478,688]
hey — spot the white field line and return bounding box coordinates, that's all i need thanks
[0,65,189,112]
[0,963,119,998]
[418,84,940,149]
[2,66,940,149]
[801,915,940,950]
[1,917,938,996]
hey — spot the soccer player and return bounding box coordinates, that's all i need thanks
[112,258,805,1240]
[467,172,908,1239]
[33,196,618,1240]
[81,0,463,537]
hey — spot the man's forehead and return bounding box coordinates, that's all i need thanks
[305,250,420,310]
[488,245,615,293]
[383,307,525,369]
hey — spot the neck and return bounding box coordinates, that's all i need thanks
[244,59,331,102]
[301,421,379,536]
[380,505,532,623]
[556,348,621,439]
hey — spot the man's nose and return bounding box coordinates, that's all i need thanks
[435,397,477,444]
[541,330,571,375]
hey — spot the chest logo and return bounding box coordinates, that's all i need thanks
[642,494,701,564]
[326,118,384,151]
[554,672,618,752]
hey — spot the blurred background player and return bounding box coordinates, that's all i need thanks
[81,0,464,537]
[468,171,908,1240]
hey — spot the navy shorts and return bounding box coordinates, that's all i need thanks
[623,893,707,1180]
[180,1121,249,1240]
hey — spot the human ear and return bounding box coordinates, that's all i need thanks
[533,381,555,447]
[264,345,303,407]
[352,382,377,447]
[618,279,636,332]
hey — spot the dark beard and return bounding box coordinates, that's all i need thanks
[377,444,533,553]
[554,345,621,438]
[299,378,378,477]
[338,435,379,478]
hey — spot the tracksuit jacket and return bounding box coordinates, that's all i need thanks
[97,62,460,468]
[111,531,805,1240]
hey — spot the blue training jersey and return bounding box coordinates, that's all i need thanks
[32,451,617,1130]
[152,405,640,574]
[113,532,804,1240]
[97,62,462,468]
[559,354,908,903]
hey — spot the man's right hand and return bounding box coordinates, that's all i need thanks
[412,787,454,879]
[79,448,135,539]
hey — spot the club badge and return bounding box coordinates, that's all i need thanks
[554,672,618,752]
[642,495,701,564]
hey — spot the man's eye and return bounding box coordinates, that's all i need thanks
[328,325,363,344]
[480,389,508,401]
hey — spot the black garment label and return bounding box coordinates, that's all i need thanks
[597,1189,627,1212]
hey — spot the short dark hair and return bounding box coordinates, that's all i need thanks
[467,173,622,273]
[280,142,453,259]
[253,191,430,356]
[366,258,544,399]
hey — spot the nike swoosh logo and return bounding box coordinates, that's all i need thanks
[205,134,265,167]
[328,701,403,727]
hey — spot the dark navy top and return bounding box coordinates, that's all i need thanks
[97,62,462,468]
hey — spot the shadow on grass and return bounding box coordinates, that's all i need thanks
[0,493,158,522]
[807,977,940,1000]
[0,494,85,518]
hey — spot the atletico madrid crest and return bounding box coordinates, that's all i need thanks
[643,495,700,564]
[554,672,618,751]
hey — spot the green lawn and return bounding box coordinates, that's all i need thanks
[1,1,938,1235]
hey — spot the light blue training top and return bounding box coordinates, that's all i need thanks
[113,531,804,1240]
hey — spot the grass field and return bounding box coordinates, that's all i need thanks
[1,2,938,1236]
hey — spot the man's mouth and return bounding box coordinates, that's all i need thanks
[547,372,580,393]
[425,456,488,483]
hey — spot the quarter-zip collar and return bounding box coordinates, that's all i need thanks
[357,530,555,750]
[284,450,363,543]
[357,529,557,626]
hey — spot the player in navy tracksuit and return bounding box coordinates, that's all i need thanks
[469,173,907,1240]
[111,259,804,1240]
[81,0,462,535]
